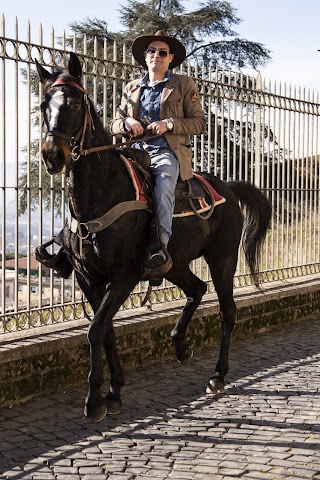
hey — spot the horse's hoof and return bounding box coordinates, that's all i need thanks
[206,376,225,394]
[84,394,122,422]
[105,393,123,415]
[177,346,194,365]
[84,402,107,423]
[105,399,122,415]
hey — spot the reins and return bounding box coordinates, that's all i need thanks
[78,133,160,157]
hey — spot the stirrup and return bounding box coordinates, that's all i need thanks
[35,244,64,269]
[35,244,73,279]
[144,245,173,277]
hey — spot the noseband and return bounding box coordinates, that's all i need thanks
[44,79,94,164]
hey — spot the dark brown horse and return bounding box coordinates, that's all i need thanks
[35,52,272,423]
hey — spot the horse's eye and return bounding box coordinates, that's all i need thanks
[72,100,82,111]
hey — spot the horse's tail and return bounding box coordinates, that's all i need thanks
[227,180,272,287]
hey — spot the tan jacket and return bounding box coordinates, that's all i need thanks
[110,73,206,180]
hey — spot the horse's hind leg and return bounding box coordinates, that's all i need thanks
[204,250,238,394]
[169,267,207,364]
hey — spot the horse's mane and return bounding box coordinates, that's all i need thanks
[86,96,113,146]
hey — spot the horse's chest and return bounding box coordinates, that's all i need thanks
[68,234,109,283]
[65,213,149,284]
[68,231,130,275]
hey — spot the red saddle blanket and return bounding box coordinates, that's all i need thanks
[120,154,226,217]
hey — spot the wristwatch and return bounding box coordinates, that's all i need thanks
[166,118,174,131]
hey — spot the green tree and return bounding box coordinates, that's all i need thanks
[69,0,271,69]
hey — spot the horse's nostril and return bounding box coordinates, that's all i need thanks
[41,145,65,174]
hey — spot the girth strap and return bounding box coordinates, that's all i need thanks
[84,200,150,233]
[68,200,150,236]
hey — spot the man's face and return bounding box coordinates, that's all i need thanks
[144,40,174,74]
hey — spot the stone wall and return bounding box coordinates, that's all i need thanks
[0,276,319,407]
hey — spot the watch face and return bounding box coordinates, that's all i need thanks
[167,120,173,130]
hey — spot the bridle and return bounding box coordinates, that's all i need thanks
[43,79,94,163]
[43,79,160,166]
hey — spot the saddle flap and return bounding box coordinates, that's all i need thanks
[174,173,226,217]
[175,178,205,200]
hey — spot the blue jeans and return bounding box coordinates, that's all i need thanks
[149,148,180,247]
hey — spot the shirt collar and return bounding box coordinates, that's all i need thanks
[138,70,174,87]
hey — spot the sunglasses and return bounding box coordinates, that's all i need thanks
[145,48,171,58]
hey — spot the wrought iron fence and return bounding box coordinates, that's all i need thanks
[1,17,320,334]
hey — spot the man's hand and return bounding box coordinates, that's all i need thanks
[124,118,144,137]
[146,120,168,135]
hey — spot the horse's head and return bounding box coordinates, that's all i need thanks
[36,52,89,175]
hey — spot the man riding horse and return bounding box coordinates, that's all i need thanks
[36,30,206,283]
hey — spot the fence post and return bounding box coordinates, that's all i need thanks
[254,72,262,188]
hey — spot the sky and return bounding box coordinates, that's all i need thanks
[2,0,320,93]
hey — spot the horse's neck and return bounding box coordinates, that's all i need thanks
[68,151,133,223]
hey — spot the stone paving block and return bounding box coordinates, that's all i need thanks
[168,470,195,478]
[26,474,55,479]
[195,458,222,467]
[172,459,198,470]
[243,472,286,479]
[125,466,151,475]
[219,467,248,476]
[288,466,320,477]
[60,476,82,480]
[246,463,272,472]
[79,466,105,474]
[219,460,249,469]
[51,466,79,475]
[105,475,135,480]
[193,475,224,480]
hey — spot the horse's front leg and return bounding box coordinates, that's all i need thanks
[80,271,139,423]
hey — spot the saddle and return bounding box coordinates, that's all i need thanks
[119,147,226,219]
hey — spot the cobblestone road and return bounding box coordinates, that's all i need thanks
[0,317,320,479]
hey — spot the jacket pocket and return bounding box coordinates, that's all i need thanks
[166,97,183,116]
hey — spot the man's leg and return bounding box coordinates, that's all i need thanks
[145,148,179,275]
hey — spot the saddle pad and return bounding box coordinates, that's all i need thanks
[120,154,148,201]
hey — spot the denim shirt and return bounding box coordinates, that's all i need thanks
[133,70,174,153]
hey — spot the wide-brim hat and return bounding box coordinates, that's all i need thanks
[132,30,186,70]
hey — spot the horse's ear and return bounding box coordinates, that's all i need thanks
[35,59,51,84]
[68,52,83,79]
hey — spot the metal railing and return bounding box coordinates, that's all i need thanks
[1,17,320,334]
